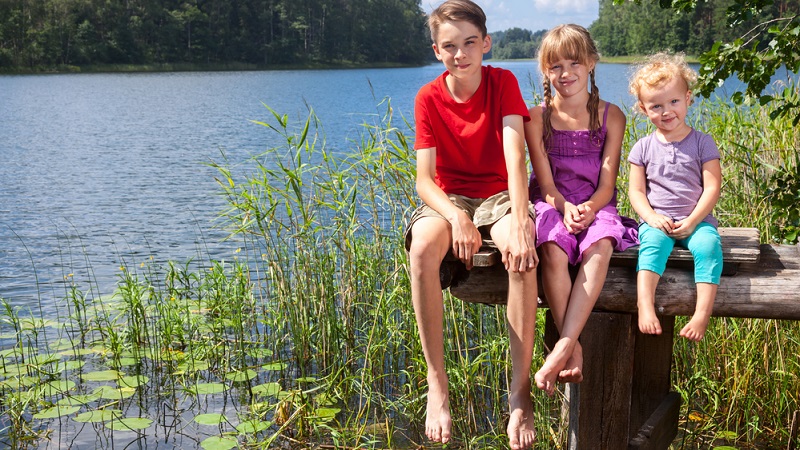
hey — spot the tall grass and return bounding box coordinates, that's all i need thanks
[0,92,798,449]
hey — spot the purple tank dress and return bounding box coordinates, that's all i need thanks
[529,102,639,265]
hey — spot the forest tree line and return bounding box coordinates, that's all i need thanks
[0,0,431,69]
[0,0,796,70]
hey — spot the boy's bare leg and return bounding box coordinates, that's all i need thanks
[536,243,583,384]
[408,217,453,443]
[679,282,716,341]
[535,239,612,396]
[637,269,663,335]
[491,216,538,449]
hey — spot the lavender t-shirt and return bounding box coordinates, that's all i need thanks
[628,129,720,227]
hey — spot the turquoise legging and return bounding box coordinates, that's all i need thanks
[637,222,723,284]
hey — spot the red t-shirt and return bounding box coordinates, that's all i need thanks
[414,65,530,198]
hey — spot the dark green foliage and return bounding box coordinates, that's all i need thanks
[489,27,547,60]
[766,153,800,244]
[0,0,431,70]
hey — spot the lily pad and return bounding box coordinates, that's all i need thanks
[58,393,101,406]
[118,375,149,388]
[33,405,80,419]
[236,419,271,434]
[82,369,123,382]
[193,383,228,395]
[224,369,257,383]
[194,413,227,425]
[93,385,136,400]
[313,407,340,419]
[42,380,76,397]
[200,436,238,450]
[74,409,123,423]
[105,417,153,431]
[251,382,281,397]
[261,362,286,371]
[174,360,209,374]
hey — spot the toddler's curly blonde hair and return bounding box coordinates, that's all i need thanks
[629,52,698,112]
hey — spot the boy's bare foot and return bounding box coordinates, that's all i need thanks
[557,342,583,384]
[507,380,536,449]
[535,338,573,396]
[637,302,662,335]
[679,313,710,341]
[425,377,452,443]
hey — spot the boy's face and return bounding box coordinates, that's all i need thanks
[638,76,692,137]
[432,20,491,80]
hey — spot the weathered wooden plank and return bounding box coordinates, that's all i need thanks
[469,227,760,268]
[628,392,681,450]
[450,244,800,320]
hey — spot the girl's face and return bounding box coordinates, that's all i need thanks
[637,76,692,140]
[545,56,594,99]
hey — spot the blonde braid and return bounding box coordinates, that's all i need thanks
[588,68,601,146]
[542,78,553,144]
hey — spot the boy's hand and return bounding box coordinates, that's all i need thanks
[503,216,538,273]
[645,213,674,235]
[449,210,482,270]
[670,219,697,240]
[562,202,586,234]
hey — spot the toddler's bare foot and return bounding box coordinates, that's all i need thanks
[535,338,574,396]
[638,302,662,335]
[507,380,536,449]
[425,377,452,443]
[557,341,583,384]
[679,313,710,341]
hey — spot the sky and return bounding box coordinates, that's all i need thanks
[422,0,600,34]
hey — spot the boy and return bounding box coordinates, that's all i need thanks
[405,1,538,447]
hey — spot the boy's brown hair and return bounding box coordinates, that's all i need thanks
[427,0,487,43]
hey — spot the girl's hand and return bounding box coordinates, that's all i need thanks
[671,219,697,240]
[450,210,482,270]
[645,213,674,235]
[562,202,586,234]
[574,203,596,229]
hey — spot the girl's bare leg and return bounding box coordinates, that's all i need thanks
[637,269,663,335]
[679,282,716,341]
[535,239,613,395]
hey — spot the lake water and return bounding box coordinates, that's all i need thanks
[0,61,789,310]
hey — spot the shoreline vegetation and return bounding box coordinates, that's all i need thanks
[0,55,703,75]
[1,95,798,449]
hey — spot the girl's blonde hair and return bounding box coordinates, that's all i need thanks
[537,24,601,145]
[629,52,698,112]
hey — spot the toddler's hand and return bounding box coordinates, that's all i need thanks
[671,220,697,240]
[645,213,674,234]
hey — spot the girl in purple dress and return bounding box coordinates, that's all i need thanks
[524,24,638,396]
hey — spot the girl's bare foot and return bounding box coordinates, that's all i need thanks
[507,380,536,449]
[557,341,583,383]
[637,302,662,335]
[535,338,574,396]
[679,313,710,341]
[425,377,452,443]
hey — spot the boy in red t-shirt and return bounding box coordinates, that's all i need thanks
[404,1,538,448]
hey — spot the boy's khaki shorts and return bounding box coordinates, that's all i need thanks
[404,190,536,251]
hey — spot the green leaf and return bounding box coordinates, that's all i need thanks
[193,383,228,395]
[74,409,123,423]
[194,413,227,425]
[225,369,257,382]
[200,436,238,450]
[82,370,123,382]
[33,405,80,419]
[93,385,136,400]
[118,375,149,388]
[236,419,271,434]
[251,382,281,397]
[105,417,153,431]
[42,380,76,397]
[261,361,286,371]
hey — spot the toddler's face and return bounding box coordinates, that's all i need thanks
[637,77,692,137]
